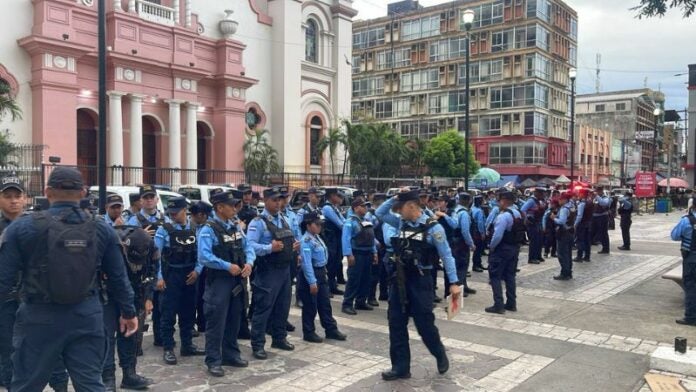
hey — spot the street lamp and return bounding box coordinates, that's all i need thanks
[651,107,662,172]
[97,0,107,214]
[462,9,474,191]
[569,68,577,183]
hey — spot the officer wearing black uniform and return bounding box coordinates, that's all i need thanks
[0,167,138,391]
[618,191,633,251]
[156,197,205,365]
[103,227,157,391]
[375,189,462,380]
[198,191,255,377]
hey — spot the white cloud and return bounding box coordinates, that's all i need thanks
[352,0,695,109]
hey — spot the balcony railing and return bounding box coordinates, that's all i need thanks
[136,0,175,26]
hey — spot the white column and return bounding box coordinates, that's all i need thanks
[108,91,124,186]
[129,94,144,185]
[185,0,192,27]
[166,99,183,188]
[173,0,180,25]
[113,0,122,12]
[185,102,198,184]
[128,0,136,13]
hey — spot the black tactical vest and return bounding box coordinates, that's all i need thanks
[238,204,258,228]
[206,220,246,267]
[259,216,295,268]
[137,211,165,230]
[322,203,342,238]
[350,216,375,249]
[438,208,457,244]
[390,220,438,268]
[161,222,197,268]
[580,200,594,225]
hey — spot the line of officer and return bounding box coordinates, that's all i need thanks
[671,206,696,327]
[0,167,138,391]
[247,187,297,359]
[551,192,577,281]
[103,226,157,391]
[485,191,522,314]
[190,201,213,336]
[592,187,612,254]
[575,188,593,262]
[618,191,633,251]
[198,190,255,376]
[297,211,348,343]
[341,198,378,315]
[522,188,547,264]
[321,188,346,295]
[155,197,205,365]
[375,189,461,380]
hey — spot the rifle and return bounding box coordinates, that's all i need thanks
[392,250,408,314]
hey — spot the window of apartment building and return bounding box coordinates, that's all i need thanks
[402,15,440,41]
[309,116,322,165]
[468,0,504,28]
[534,83,549,108]
[479,115,502,136]
[595,104,605,112]
[305,19,318,63]
[401,69,438,92]
[569,44,577,66]
[429,37,467,63]
[448,90,466,112]
[429,40,448,62]
[352,77,385,97]
[375,100,393,119]
[527,0,551,22]
[491,29,513,53]
[420,121,439,138]
[394,98,411,117]
[616,102,626,111]
[400,121,418,139]
[352,55,361,74]
[535,25,550,51]
[377,48,412,70]
[524,112,548,136]
[352,27,385,49]
[525,54,552,80]
[428,94,447,114]
[570,17,578,41]
[489,142,547,164]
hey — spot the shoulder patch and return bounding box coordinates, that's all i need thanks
[433,231,444,242]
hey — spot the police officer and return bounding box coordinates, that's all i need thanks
[575,189,593,262]
[471,195,487,272]
[0,167,138,391]
[155,197,205,365]
[237,184,258,228]
[247,187,297,359]
[190,201,213,335]
[449,193,476,297]
[618,191,633,251]
[103,227,156,391]
[103,194,125,226]
[369,193,389,304]
[521,187,547,264]
[279,186,302,314]
[297,187,324,223]
[542,198,559,258]
[122,193,141,222]
[375,189,461,380]
[552,192,577,280]
[321,188,346,295]
[486,191,522,314]
[298,212,347,343]
[341,199,378,315]
[198,190,255,376]
[592,187,612,254]
[671,208,696,326]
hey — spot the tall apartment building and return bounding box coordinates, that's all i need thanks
[351,0,578,177]
[575,88,665,179]
[686,64,696,187]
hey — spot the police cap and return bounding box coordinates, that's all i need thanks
[47,167,84,190]
[166,196,188,214]
[189,201,213,215]
[0,174,24,193]
[211,190,241,206]
[397,189,420,203]
[106,194,124,208]
[139,185,157,198]
[263,186,283,199]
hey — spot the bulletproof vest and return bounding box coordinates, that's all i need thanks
[438,208,457,243]
[122,209,134,221]
[260,215,295,267]
[206,220,245,267]
[390,220,438,267]
[137,211,165,230]
[161,222,197,267]
[374,218,385,246]
[594,197,609,214]
[322,203,342,237]
[501,209,526,246]
[580,201,594,224]
[350,216,375,249]
[620,200,633,215]
[238,204,258,227]
[526,198,545,223]
[25,208,98,304]
[560,204,577,231]
[544,208,556,228]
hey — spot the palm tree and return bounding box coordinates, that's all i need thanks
[316,127,347,176]
[243,129,280,186]
[0,80,21,122]
[405,138,429,177]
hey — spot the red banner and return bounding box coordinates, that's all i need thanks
[634,171,656,198]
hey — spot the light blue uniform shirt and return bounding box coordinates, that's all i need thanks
[283,206,302,240]
[155,218,203,280]
[300,232,329,286]
[382,221,398,253]
[454,205,475,247]
[575,201,586,228]
[671,211,696,251]
[489,208,520,250]
[486,206,500,230]
[247,209,294,257]
[619,197,633,211]
[103,213,120,227]
[126,209,168,227]
[375,197,459,284]
[321,203,345,230]
[197,213,255,272]
[342,214,378,256]
[554,201,575,229]
[542,209,552,231]
[593,196,611,217]
[471,206,486,237]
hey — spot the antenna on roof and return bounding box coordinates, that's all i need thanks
[595,53,601,93]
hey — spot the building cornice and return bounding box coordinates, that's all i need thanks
[330,3,358,19]
[302,61,337,77]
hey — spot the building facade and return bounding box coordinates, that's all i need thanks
[575,124,611,185]
[351,0,578,177]
[575,88,665,181]
[686,64,696,187]
[0,0,356,186]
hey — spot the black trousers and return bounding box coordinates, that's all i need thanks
[160,266,196,350]
[556,230,573,278]
[204,274,244,367]
[620,217,632,248]
[297,266,338,336]
[591,215,610,252]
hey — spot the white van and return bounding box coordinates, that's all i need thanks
[177,185,234,204]
[88,186,188,211]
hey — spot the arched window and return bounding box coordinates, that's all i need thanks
[309,116,322,165]
[305,19,318,63]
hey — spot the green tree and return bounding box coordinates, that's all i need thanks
[632,0,696,18]
[316,127,347,176]
[0,132,18,167]
[424,130,479,177]
[243,129,280,186]
[404,138,429,177]
[345,121,406,179]
[0,79,21,122]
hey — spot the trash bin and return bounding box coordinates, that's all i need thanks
[656,198,670,213]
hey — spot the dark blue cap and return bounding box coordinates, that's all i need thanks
[48,167,84,190]
[190,201,213,215]
[106,194,124,207]
[139,185,157,198]
[372,193,387,202]
[231,189,245,199]
[324,187,342,197]
[302,211,324,224]
[263,186,282,199]
[129,193,140,203]
[458,192,471,201]
[397,189,420,202]
[210,191,241,206]
[499,191,515,201]
[353,190,365,198]
[1,174,24,193]
[308,187,324,195]
[166,196,188,214]
[278,186,290,198]
[237,184,252,193]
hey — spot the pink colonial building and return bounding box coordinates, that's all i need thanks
[0,0,356,186]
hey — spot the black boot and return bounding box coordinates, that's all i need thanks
[51,383,69,392]
[102,369,117,392]
[121,367,150,390]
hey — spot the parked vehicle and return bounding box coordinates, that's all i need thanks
[88,186,189,211]
[177,185,234,204]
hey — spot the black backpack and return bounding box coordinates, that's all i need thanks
[503,209,527,246]
[28,209,98,304]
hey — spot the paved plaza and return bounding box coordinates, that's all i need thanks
[29,212,696,392]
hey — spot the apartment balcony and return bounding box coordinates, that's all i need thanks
[135,0,176,26]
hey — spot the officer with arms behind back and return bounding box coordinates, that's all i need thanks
[670,206,696,326]
[0,167,138,391]
[618,191,633,251]
[198,190,255,376]
[375,188,461,381]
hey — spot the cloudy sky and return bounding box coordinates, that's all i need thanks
[352,0,695,111]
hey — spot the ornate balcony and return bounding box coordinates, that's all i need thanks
[135,0,176,26]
